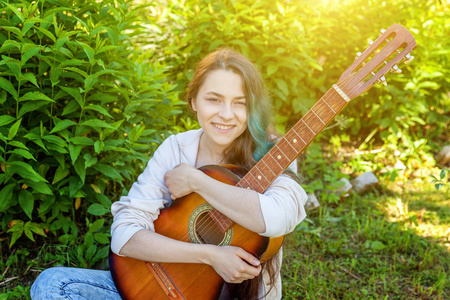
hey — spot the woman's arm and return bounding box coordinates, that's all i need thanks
[119,229,262,283]
[164,163,307,237]
[164,163,266,233]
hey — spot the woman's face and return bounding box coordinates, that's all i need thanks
[192,69,248,152]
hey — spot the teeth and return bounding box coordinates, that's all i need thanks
[214,123,233,130]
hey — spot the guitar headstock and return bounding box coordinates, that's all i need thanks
[338,23,417,100]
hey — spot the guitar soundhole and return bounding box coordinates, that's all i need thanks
[194,212,225,245]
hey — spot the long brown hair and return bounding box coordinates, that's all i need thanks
[186,48,280,299]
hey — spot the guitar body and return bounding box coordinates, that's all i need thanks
[109,164,284,300]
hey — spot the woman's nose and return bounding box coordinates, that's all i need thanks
[218,104,234,120]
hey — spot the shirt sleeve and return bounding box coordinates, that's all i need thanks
[110,136,179,255]
[258,161,308,238]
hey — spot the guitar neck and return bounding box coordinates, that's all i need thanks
[237,84,350,193]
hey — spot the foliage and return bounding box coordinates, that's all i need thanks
[0,0,182,264]
[136,0,449,146]
[430,167,449,191]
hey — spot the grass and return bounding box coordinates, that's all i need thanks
[0,177,448,299]
[282,182,449,299]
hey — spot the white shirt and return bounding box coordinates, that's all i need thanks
[110,129,307,299]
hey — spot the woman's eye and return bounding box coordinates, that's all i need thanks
[236,101,246,106]
[206,98,219,102]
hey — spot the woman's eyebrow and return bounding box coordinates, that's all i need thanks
[206,91,245,99]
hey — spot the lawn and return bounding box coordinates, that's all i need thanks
[282,181,449,299]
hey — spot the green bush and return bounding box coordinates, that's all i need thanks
[0,0,183,266]
[136,0,449,141]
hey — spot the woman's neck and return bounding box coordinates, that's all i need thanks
[195,133,226,167]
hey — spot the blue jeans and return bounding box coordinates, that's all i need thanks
[30,267,122,300]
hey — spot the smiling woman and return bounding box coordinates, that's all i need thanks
[31,48,307,300]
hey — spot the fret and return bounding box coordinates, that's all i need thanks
[247,170,267,191]
[285,128,307,147]
[238,176,253,190]
[251,164,273,184]
[277,137,298,157]
[267,151,284,171]
[327,89,347,112]
[313,99,335,124]
[302,119,316,135]
[268,146,290,171]
[259,158,277,177]
[274,139,297,161]
[311,108,325,125]
[322,97,336,114]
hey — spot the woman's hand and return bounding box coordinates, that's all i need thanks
[207,245,262,284]
[164,163,204,200]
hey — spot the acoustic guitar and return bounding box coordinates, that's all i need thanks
[109,24,416,299]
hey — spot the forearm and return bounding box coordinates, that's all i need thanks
[119,229,213,264]
[193,173,266,233]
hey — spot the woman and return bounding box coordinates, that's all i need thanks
[31,48,307,299]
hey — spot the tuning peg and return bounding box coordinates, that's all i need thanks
[376,76,387,87]
[404,53,414,64]
[354,52,362,60]
[390,65,402,73]
[368,40,374,46]
[378,29,386,37]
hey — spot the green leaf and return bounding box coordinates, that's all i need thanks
[94,233,110,244]
[50,119,77,134]
[20,73,39,87]
[7,161,48,183]
[19,91,54,102]
[274,79,289,96]
[74,156,86,183]
[8,148,36,161]
[87,203,110,216]
[0,115,15,127]
[69,144,82,164]
[0,26,23,38]
[8,119,22,140]
[52,164,70,184]
[440,169,447,180]
[25,221,46,237]
[3,2,25,23]
[70,137,94,146]
[84,105,112,118]
[22,179,53,195]
[19,190,34,220]
[63,67,88,78]
[18,101,50,118]
[0,77,18,100]
[93,164,123,181]
[69,176,83,197]
[61,100,81,116]
[22,45,43,64]
[80,119,116,130]
[84,153,98,168]
[89,219,105,232]
[35,26,56,43]
[60,86,83,107]
[96,193,112,209]
[8,140,28,150]
[77,42,95,63]
[0,184,15,213]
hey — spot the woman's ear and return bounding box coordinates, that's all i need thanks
[191,97,197,112]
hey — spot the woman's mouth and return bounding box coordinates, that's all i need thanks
[212,123,234,131]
